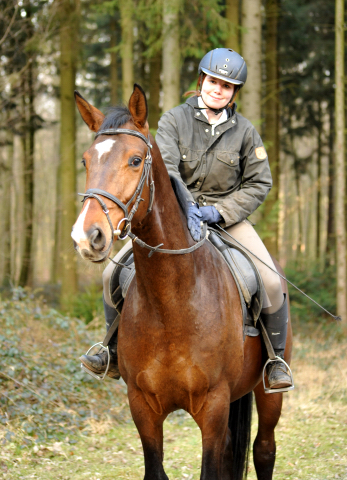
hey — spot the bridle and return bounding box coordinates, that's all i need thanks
[79,128,155,247]
[78,127,207,259]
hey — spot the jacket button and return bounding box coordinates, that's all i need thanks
[232,119,236,124]
[216,131,220,134]
[182,155,186,159]
[196,112,200,116]
[230,160,234,164]
[219,210,224,213]
[205,129,209,132]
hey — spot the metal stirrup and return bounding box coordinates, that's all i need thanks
[80,343,110,381]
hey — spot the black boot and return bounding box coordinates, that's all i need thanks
[80,298,121,380]
[261,296,293,390]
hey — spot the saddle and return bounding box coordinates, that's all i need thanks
[109,230,262,339]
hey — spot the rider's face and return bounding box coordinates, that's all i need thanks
[201,75,235,110]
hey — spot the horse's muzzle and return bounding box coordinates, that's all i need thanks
[72,225,110,262]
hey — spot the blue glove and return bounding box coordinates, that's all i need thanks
[187,203,202,241]
[200,206,223,225]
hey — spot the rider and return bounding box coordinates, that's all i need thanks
[80,48,293,390]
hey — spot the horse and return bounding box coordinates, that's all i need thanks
[71,84,293,480]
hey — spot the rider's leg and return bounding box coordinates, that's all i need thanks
[79,240,133,379]
[223,220,292,389]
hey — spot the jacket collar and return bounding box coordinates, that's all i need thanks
[185,95,237,117]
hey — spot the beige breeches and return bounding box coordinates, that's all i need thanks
[103,220,283,314]
[222,220,283,313]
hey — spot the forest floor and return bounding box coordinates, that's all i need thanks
[0,289,346,480]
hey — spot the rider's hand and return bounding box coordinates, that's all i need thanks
[187,203,202,242]
[200,205,223,225]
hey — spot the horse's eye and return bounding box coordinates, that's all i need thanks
[129,157,142,167]
[81,159,86,167]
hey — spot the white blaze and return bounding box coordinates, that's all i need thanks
[71,200,90,243]
[95,139,116,163]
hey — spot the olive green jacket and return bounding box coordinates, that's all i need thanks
[156,96,272,227]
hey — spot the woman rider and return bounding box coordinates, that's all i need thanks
[80,48,293,391]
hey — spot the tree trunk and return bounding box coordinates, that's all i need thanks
[0,128,12,286]
[18,1,35,286]
[334,0,346,322]
[120,1,134,103]
[326,104,335,261]
[148,52,162,129]
[225,0,239,51]
[241,0,262,131]
[110,17,118,105]
[162,0,181,112]
[58,0,78,307]
[263,0,279,257]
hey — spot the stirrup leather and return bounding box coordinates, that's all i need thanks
[80,342,110,381]
[262,356,295,394]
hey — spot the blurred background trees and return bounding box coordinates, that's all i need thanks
[0,0,344,323]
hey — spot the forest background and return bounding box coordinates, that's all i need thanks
[0,0,346,329]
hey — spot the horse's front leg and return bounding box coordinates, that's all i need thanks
[128,384,169,480]
[193,383,231,480]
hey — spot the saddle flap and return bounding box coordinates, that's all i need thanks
[208,230,264,325]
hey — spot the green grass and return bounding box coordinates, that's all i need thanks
[1,289,346,479]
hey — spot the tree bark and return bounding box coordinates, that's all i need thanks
[120,1,134,103]
[225,0,239,51]
[326,104,335,260]
[148,52,162,129]
[18,1,35,286]
[58,0,78,307]
[162,0,181,112]
[110,17,118,105]
[334,0,346,322]
[241,0,262,132]
[0,128,12,286]
[263,0,279,257]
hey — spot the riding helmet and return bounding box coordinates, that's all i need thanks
[198,48,247,87]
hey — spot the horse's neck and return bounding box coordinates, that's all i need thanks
[131,150,197,301]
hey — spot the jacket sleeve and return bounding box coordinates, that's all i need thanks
[214,126,273,227]
[155,111,195,204]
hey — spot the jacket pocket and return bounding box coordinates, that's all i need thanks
[216,152,240,167]
[211,152,241,191]
[178,146,200,182]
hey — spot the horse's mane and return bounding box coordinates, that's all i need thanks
[98,106,132,130]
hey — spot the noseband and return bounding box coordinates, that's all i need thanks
[78,127,207,258]
[79,128,155,246]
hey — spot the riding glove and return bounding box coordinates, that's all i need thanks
[200,206,223,225]
[187,203,202,241]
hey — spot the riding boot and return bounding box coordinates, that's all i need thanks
[79,297,121,379]
[261,296,293,389]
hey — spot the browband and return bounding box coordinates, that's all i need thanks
[95,128,152,149]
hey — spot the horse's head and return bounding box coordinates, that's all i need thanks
[72,84,153,262]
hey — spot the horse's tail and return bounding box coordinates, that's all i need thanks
[228,392,253,480]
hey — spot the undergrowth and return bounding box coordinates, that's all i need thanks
[0,287,129,450]
[283,263,340,338]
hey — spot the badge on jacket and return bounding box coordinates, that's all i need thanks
[255,147,267,159]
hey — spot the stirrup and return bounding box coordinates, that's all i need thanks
[80,342,110,381]
[262,356,295,394]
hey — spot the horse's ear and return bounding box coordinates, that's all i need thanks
[74,91,105,132]
[128,84,148,128]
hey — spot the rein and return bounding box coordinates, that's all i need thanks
[79,127,207,257]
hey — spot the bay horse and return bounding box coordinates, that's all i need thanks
[72,84,292,480]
